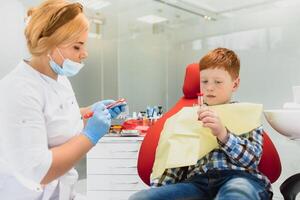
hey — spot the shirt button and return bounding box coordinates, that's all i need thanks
[60,105,63,109]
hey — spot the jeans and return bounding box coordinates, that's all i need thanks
[129,170,271,200]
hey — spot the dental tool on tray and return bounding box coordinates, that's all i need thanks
[83,98,126,119]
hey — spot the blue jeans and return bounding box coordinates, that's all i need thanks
[129,170,271,200]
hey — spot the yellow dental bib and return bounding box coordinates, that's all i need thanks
[151,103,263,180]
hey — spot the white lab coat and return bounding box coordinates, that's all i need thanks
[0,61,85,199]
[0,159,43,200]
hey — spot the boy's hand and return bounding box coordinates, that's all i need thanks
[197,107,229,143]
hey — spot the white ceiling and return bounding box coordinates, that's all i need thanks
[179,0,279,13]
[20,0,300,18]
[19,0,300,36]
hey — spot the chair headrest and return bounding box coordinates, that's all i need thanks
[182,63,200,99]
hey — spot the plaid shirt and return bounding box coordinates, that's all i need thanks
[151,126,272,192]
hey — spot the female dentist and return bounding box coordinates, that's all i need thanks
[0,0,125,199]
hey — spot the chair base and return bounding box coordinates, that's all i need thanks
[280,173,300,200]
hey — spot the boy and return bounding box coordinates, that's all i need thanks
[129,48,271,200]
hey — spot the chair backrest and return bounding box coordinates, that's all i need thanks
[137,63,281,185]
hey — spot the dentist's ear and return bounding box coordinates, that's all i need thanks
[232,77,240,92]
[47,49,56,60]
[47,48,56,56]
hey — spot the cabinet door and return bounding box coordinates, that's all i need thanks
[87,137,146,199]
[88,174,148,191]
[88,190,137,200]
[88,158,138,174]
[88,142,141,159]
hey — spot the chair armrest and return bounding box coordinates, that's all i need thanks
[280,173,300,200]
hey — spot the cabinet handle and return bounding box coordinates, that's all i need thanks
[102,140,141,143]
[112,181,139,185]
[111,150,138,153]
[112,166,137,169]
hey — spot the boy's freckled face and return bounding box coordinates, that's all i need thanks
[200,68,240,106]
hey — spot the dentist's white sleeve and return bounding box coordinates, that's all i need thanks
[0,159,44,200]
[0,78,52,183]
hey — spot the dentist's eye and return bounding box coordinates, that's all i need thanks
[74,46,80,50]
[215,81,222,84]
[201,80,208,84]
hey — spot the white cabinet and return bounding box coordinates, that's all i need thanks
[87,136,148,200]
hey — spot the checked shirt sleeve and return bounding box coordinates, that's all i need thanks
[218,126,264,169]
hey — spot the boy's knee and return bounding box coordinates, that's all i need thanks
[129,190,153,200]
[223,177,255,191]
[128,191,142,200]
[215,177,263,200]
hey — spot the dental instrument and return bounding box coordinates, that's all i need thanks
[83,98,126,119]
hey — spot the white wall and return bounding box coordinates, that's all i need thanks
[168,6,300,108]
[118,34,168,113]
[69,38,104,107]
[0,1,27,79]
[70,37,119,107]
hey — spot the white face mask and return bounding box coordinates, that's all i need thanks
[48,48,84,77]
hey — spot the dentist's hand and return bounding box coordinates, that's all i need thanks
[83,103,111,145]
[94,99,126,119]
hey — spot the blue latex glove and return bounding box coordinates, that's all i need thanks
[94,99,127,119]
[83,103,111,145]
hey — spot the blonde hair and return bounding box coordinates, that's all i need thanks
[25,0,89,56]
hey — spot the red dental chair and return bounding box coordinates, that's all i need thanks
[136,63,293,198]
